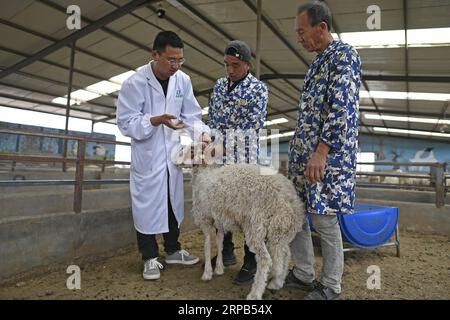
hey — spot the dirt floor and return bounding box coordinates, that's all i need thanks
[0,230,448,300]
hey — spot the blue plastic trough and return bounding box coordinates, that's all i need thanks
[307,203,400,256]
[339,203,398,248]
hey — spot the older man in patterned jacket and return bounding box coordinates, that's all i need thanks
[206,40,268,285]
[285,2,362,300]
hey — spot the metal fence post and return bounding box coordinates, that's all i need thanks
[102,154,107,173]
[434,163,446,208]
[74,139,86,213]
[63,40,76,172]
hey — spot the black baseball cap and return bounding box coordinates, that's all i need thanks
[225,40,252,61]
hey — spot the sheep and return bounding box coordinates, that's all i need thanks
[190,163,305,300]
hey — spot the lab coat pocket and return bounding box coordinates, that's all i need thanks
[131,144,153,174]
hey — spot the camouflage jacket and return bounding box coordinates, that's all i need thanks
[288,39,362,215]
[208,73,268,163]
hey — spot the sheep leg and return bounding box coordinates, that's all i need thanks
[266,243,278,287]
[245,237,272,300]
[201,224,213,281]
[280,243,291,285]
[267,242,291,290]
[214,229,225,275]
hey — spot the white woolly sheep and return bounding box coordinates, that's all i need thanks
[191,164,305,300]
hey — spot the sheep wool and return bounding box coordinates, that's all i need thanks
[191,164,305,300]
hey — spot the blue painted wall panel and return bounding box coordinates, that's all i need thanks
[0,122,116,160]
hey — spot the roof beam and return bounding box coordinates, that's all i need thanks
[272,122,449,142]
[0,92,113,117]
[174,0,234,40]
[359,131,450,143]
[195,83,296,106]
[260,73,450,83]
[0,45,118,99]
[431,100,450,133]
[268,105,449,120]
[0,82,115,112]
[170,0,303,124]
[0,18,137,72]
[103,0,224,66]
[37,0,216,83]
[322,0,378,134]
[274,130,449,143]
[244,0,374,134]
[354,124,449,135]
[0,0,153,80]
[242,0,309,67]
[174,0,301,102]
[0,104,98,122]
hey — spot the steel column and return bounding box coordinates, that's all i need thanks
[63,41,76,172]
[434,163,447,208]
[255,0,262,79]
[403,0,411,131]
[73,140,86,213]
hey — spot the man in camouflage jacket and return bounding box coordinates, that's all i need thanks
[286,2,362,300]
[207,40,268,285]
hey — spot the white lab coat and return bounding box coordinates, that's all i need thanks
[117,61,210,234]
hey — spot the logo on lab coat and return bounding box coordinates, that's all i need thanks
[176,89,183,98]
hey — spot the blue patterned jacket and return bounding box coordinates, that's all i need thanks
[208,73,268,163]
[288,39,362,215]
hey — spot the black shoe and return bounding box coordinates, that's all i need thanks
[213,253,237,267]
[202,253,237,268]
[233,264,256,285]
[303,282,340,300]
[283,270,315,291]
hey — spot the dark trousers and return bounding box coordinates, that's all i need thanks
[136,173,181,261]
[222,232,256,268]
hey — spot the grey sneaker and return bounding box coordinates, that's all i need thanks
[143,258,163,280]
[283,269,315,291]
[303,282,340,300]
[165,249,199,265]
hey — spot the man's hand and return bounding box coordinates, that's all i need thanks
[202,142,225,161]
[200,132,212,151]
[189,133,212,164]
[305,142,330,183]
[150,114,185,130]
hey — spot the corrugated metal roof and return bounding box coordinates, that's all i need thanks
[0,0,448,140]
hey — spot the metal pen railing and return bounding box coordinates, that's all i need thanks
[0,127,131,213]
[356,162,447,208]
[1,127,448,211]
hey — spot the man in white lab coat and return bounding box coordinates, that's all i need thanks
[117,31,211,280]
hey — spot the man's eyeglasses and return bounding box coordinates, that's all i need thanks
[162,56,186,66]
